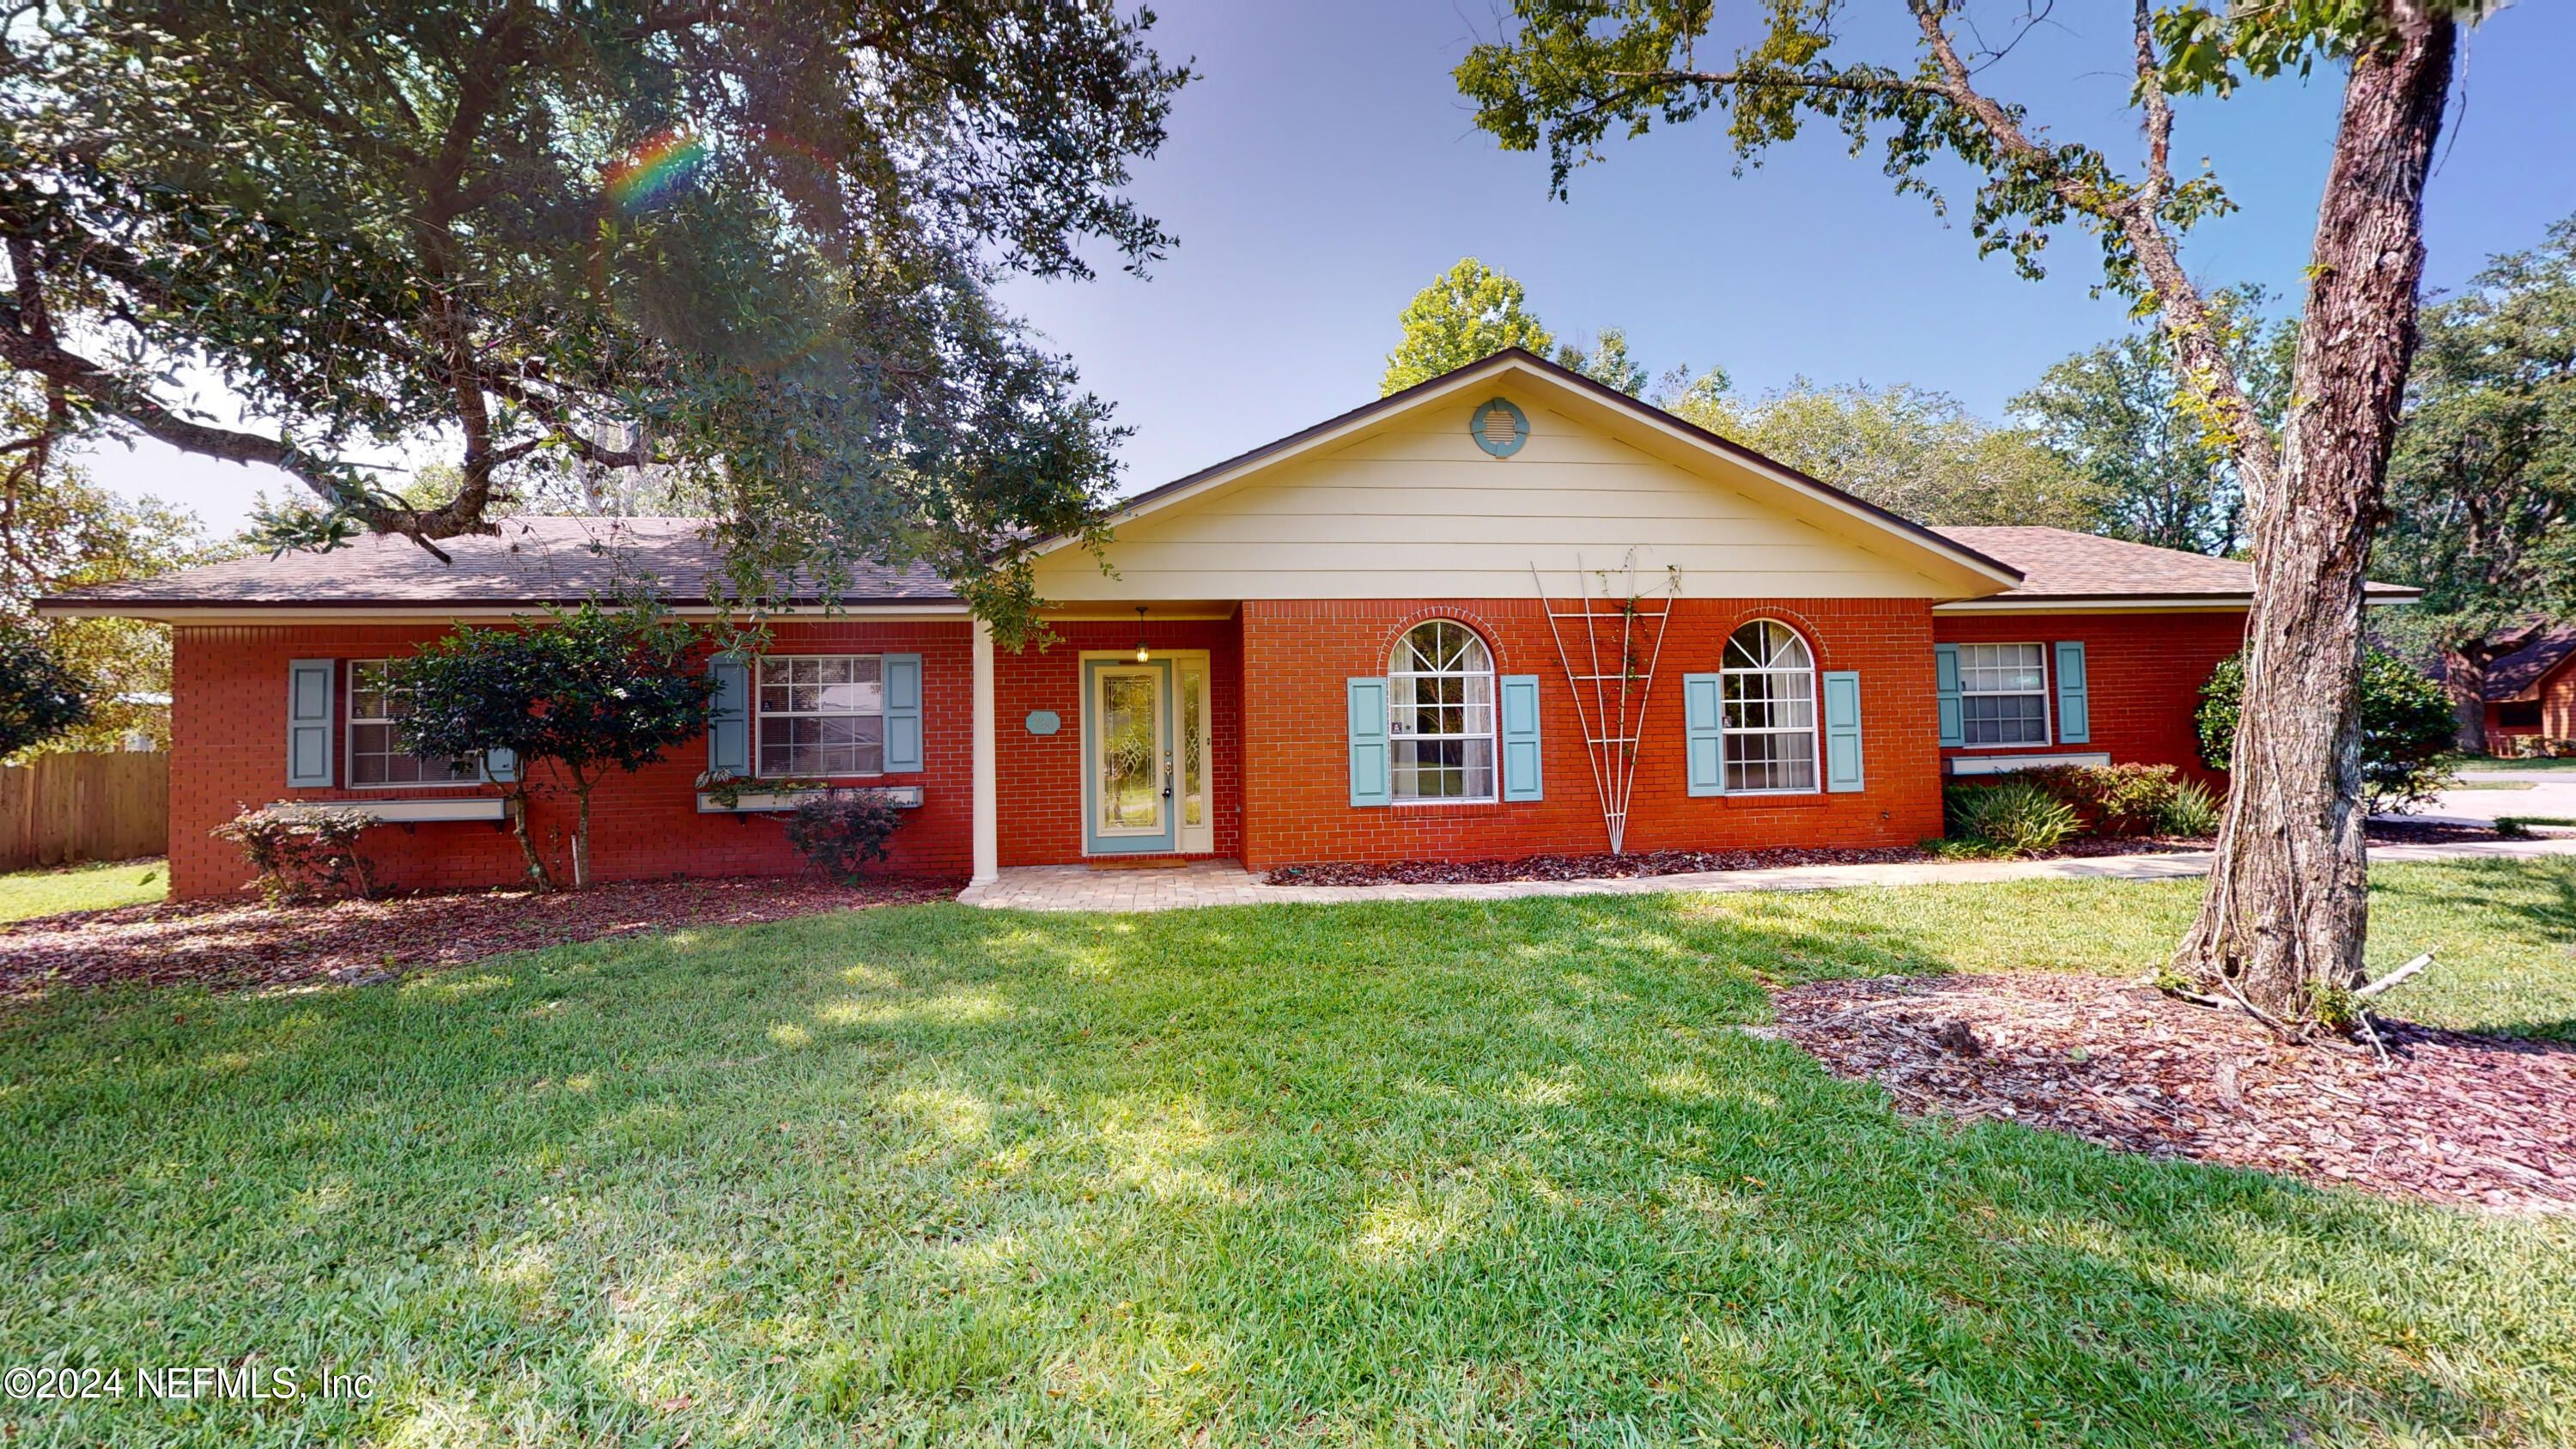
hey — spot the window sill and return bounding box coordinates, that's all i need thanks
[698,784,924,813]
[1946,752,2109,776]
[270,797,507,824]
[1716,791,1829,808]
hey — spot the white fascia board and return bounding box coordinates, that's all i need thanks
[1933,597,2254,615]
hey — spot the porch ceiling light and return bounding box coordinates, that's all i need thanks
[1134,606,1150,662]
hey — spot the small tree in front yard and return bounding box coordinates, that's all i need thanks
[390,601,718,890]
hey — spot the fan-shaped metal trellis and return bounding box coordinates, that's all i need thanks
[1532,556,1680,853]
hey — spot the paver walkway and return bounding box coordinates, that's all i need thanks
[957,835,2576,912]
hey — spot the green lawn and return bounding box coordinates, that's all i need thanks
[2453,756,2576,773]
[0,858,167,922]
[3,863,2572,1446]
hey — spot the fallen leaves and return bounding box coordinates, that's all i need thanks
[0,873,962,1000]
[1771,972,2576,1216]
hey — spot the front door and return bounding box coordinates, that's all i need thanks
[1084,658,1175,855]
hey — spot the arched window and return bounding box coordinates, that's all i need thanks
[1388,620,1496,801]
[1721,620,1817,793]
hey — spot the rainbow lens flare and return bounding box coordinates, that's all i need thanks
[605,131,707,212]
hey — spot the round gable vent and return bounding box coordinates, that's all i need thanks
[1469,398,1529,458]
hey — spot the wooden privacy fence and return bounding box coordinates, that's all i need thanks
[0,752,168,871]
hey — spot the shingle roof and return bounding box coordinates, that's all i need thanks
[40,502,2412,617]
[2475,628,2576,701]
[40,516,957,611]
[1931,527,2418,604]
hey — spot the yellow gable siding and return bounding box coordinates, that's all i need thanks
[1033,395,1965,601]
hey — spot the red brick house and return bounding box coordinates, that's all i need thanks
[2463,629,2576,751]
[42,350,2415,900]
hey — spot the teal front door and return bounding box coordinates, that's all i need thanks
[1083,658,1176,855]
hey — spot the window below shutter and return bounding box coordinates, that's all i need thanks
[286,658,335,788]
[1822,670,1863,792]
[1933,644,1964,749]
[2053,642,2090,745]
[708,655,750,778]
[1347,677,1390,807]
[882,653,923,772]
[1499,674,1542,801]
[1683,672,1723,797]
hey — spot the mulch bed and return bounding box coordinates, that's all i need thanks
[1767,972,2576,1215]
[0,874,962,1000]
[1263,836,2210,887]
[1261,819,2528,888]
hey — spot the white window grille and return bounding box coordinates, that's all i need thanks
[347,661,480,787]
[1721,621,1818,793]
[1388,621,1495,801]
[756,656,885,776]
[1959,642,2050,746]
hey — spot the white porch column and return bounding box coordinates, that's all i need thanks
[970,618,999,884]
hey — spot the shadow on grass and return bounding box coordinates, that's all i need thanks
[1,893,2568,1446]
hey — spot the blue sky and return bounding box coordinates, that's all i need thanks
[77,0,2576,531]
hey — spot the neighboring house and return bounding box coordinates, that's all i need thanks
[2468,628,2576,749]
[41,350,2417,900]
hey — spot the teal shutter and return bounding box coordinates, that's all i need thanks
[1348,677,1390,807]
[882,653,923,772]
[483,747,519,784]
[286,658,335,788]
[2053,641,2089,744]
[1822,671,1863,792]
[1684,672,1723,796]
[708,655,750,778]
[1499,674,1542,801]
[1933,644,1964,748]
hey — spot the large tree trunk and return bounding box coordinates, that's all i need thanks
[2442,645,2490,755]
[2173,6,2455,1017]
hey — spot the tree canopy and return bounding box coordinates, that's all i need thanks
[1667,374,2100,530]
[0,625,86,758]
[1555,326,1649,395]
[0,0,1188,646]
[2012,289,2292,557]
[2374,211,2576,746]
[1382,259,1554,394]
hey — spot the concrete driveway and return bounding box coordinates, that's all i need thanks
[2396,767,2576,826]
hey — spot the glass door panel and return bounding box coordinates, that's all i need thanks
[1095,667,1166,837]
[1178,661,1212,854]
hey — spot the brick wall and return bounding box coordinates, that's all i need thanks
[993,618,1242,866]
[1931,611,2246,782]
[1234,598,1946,870]
[170,619,975,900]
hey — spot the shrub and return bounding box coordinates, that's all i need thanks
[781,789,907,880]
[0,629,90,758]
[1995,762,2184,836]
[2155,778,2221,837]
[2197,648,2458,813]
[1944,781,2080,855]
[212,805,378,903]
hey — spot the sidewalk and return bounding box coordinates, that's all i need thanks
[957,835,2576,913]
